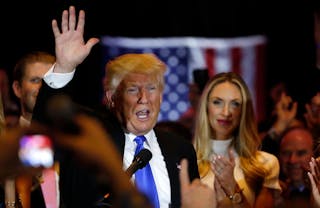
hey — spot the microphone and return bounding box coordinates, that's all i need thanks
[125,149,152,177]
[98,150,152,206]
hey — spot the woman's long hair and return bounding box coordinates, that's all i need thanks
[193,72,267,192]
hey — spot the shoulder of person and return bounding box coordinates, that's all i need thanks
[256,150,280,168]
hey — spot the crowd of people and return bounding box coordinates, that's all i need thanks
[0,4,320,208]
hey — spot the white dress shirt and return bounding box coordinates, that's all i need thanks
[43,64,75,89]
[124,130,171,208]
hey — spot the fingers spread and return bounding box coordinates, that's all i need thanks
[61,9,69,33]
[51,20,61,38]
[68,6,76,30]
[76,10,85,33]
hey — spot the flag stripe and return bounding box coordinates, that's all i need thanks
[205,48,215,77]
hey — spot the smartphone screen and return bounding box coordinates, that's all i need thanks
[18,134,54,168]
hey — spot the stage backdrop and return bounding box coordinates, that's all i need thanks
[101,36,267,123]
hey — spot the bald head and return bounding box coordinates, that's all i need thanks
[279,127,314,184]
[280,128,314,150]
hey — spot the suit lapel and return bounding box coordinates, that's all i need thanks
[154,129,181,207]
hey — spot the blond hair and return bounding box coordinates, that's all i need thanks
[104,53,167,97]
[193,72,266,191]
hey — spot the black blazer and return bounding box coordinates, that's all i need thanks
[153,129,199,208]
[32,77,199,208]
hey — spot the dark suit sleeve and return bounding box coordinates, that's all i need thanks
[155,130,199,208]
[32,77,77,125]
[32,80,102,207]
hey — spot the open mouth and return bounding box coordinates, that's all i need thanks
[136,109,150,119]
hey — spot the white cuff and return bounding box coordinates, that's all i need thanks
[43,64,75,89]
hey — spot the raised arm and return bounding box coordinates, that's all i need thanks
[52,5,99,73]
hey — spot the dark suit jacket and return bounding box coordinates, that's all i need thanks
[153,129,199,208]
[32,75,199,208]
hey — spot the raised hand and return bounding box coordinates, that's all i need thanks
[180,159,216,208]
[52,6,99,73]
[308,157,320,208]
[272,92,298,134]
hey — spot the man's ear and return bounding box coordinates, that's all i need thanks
[105,90,114,108]
[12,81,22,99]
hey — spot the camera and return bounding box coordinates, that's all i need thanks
[18,134,54,168]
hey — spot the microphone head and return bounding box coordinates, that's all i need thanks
[134,149,152,170]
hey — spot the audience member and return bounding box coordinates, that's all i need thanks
[193,72,282,207]
[258,81,288,134]
[32,5,199,208]
[276,126,314,207]
[305,92,320,155]
[261,92,304,156]
[9,51,56,208]
[12,51,55,127]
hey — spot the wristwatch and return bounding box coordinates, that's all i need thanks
[228,188,243,204]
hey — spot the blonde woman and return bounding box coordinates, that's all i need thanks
[193,72,281,207]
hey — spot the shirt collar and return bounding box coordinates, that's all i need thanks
[126,130,155,146]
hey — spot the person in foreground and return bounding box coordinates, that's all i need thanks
[0,115,152,208]
[32,5,199,208]
[0,113,216,208]
[179,159,216,208]
[193,72,282,207]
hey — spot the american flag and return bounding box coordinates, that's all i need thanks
[101,36,267,122]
